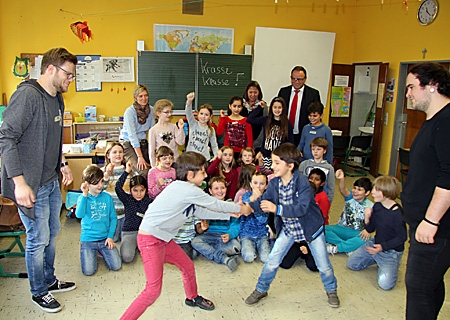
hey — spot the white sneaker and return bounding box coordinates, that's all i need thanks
[326,244,338,255]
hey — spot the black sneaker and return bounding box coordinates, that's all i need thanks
[48,279,77,293]
[32,292,62,313]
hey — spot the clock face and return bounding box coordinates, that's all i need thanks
[418,0,438,25]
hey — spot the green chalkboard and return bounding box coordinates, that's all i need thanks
[197,53,252,111]
[137,51,252,113]
[137,51,196,112]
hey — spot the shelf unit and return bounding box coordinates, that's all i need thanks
[72,121,123,142]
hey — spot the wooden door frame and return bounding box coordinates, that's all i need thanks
[389,60,450,176]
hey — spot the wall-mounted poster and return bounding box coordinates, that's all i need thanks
[76,55,102,92]
[154,24,233,53]
[101,57,135,82]
[331,86,351,117]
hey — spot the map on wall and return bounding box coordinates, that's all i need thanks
[154,24,233,53]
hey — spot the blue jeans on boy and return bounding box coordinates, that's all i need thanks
[18,180,61,297]
[241,235,271,263]
[256,229,337,293]
[80,240,122,276]
[346,240,403,290]
[191,232,240,264]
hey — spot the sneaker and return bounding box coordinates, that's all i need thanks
[245,289,268,305]
[32,292,62,313]
[346,250,355,257]
[225,255,239,272]
[327,290,340,308]
[48,279,77,293]
[326,244,338,255]
[185,295,215,311]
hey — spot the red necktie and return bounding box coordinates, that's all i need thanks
[289,89,300,127]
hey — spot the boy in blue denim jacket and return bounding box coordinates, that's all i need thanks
[244,143,339,308]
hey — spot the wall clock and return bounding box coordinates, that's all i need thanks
[418,0,439,26]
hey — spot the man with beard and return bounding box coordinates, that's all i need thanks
[0,47,78,313]
[402,62,450,320]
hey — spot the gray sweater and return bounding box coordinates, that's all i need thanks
[185,103,218,159]
[299,159,335,203]
[0,80,64,219]
[139,180,240,242]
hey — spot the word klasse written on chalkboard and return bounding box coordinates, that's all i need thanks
[200,58,245,87]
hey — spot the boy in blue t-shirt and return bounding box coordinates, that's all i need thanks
[298,101,333,164]
[325,169,373,255]
[76,165,122,276]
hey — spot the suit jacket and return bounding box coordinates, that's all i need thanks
[278,84,321,135]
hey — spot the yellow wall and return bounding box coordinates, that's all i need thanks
[1,0,449,174]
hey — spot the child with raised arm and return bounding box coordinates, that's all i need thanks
[325,169,373,255]
[148,99,185,167]
[240,172,271,263]
[147,146,175,199]
[347,176,407,290]
[76,165,122,276]
[298,101,333,164]
[185,92,219,160]
[191,177,242,272]
[244,143,339,308]
[298,137,335,203]
[216,96,253,158]
[121,152,252,320]
[115,161,152,263]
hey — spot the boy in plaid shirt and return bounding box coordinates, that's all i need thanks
[244,143,339,308]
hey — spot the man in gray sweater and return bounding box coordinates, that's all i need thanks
[0,47,78,313]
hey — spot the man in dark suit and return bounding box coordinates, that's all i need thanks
[278,66,321,146]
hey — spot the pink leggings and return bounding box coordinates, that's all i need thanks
[121,234,198,320]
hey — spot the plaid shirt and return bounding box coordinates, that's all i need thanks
[278,179,306,242]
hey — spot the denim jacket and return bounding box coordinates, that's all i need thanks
[248,171,324,243]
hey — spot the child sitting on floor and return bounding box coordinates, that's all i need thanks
[347,176,407,290]
[76,165,122,276]
[325,169,373,255]
[191,177,242,272]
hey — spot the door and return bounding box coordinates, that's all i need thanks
[329,62,388,177]
[370,62,389,177]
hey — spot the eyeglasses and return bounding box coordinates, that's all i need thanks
[161,110,173,115]
[54,65,76,80]
[291,77,306,82]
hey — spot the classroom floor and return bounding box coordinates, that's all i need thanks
[1,175,450,320]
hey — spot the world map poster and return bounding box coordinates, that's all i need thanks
[154,24,234,53]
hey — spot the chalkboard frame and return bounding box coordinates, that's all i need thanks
[137,51,252,115]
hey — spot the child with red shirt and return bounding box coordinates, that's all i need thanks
[216,96,253,158]
[207,146,238,200]
[308,168,330,225]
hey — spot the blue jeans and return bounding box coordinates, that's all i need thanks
[18,180,61,296]
[256,229,337,293]
[113,216,124,242]
[191,232,240,264]
[80,240,122,276]
[346,240,403,290]
[241,235,271,263]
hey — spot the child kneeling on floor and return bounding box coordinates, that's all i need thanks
[244,143,340,308]
[121,152,252,320]
[76,165,122,276]
[347,176,407,290]
[191,177,242,272]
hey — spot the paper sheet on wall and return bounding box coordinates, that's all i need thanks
[75,55,102,92]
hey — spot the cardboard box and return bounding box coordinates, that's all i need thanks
[63,111,73,120]
[63,119,73,125]
[84,106,97,122]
